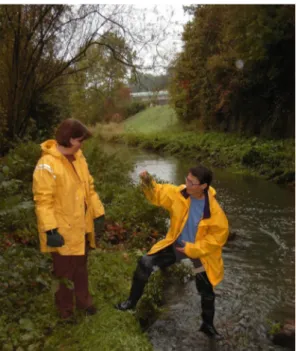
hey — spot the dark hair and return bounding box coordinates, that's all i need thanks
[55,119,92,147]
[189,164,213,187]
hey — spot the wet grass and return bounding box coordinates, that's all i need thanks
[0,137,191,350]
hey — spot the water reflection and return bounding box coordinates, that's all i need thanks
[132,157,178,184]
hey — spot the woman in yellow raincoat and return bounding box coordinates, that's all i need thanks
[33,119,105,320]
[116,165,229,340]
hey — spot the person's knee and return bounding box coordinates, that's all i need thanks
[197,287,214,298]
[195,273,214,296]
[135,255,154,281]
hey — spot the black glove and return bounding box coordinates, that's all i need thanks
[94,215,105,240]
[46,229,65,247]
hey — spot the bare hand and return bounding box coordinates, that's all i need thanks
[139,170,149,180]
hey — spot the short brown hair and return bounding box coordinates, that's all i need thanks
[55,119,92,147]
[189,164,213,188]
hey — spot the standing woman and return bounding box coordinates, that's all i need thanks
[33,119,105,320]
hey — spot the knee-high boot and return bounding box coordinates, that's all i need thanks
[116,256,153,310]
[195,272,222,340]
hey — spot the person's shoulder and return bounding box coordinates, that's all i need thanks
[34,154,57,178]
[172,184,187,200]
[76,149,86,161]
[209,192,227,219]
[37,153,56,165]
[166,183,185,196]
[176,184,186,192]
[209,186,216,197]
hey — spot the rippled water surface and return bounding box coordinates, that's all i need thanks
[102,144,295,350]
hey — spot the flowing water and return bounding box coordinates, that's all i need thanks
[103,143,295,351]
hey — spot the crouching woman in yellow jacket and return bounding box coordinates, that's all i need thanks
[116,165,229,340]
[33,119,105,320]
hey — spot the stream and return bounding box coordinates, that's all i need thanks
[102,143,295,351]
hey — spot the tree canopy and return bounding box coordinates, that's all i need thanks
[169,5,295,138]
[0,4,174,152]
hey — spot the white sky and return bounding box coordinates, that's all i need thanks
[132,4,192,73]
[0,1,294,74]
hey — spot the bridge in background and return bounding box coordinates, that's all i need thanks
[130,90,169,105]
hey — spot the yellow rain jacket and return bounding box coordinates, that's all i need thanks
[32,140,105,255]
[143,180,229,287]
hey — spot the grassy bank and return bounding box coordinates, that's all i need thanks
[96,106,295,186]
[124,105,179,134]
[0,138,190,350]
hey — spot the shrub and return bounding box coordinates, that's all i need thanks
[2,141,41,182]
[126,101,147,118]
[241,148,263,167]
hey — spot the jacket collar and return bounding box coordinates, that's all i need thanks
[180,187,211,219]
[180,187,190,199]
[41,140,83,159]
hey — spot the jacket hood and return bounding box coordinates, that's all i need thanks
[40,139,83,158]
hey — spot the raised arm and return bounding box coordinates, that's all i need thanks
[140,171,177,211]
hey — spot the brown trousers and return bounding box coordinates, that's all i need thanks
[51,243,92,318]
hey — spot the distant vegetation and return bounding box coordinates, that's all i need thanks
[0,5,172,154]
[97,105,294,186]
[129,73,169,93]
[169,5,295,139]
[0,5,294,155]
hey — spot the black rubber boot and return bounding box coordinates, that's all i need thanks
[199,322,224,340]
[116,249,176,312]
[195,272,223,341]
[115,256,152,311]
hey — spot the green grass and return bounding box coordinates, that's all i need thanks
[122,131,294,185]
[96,105,294,186]
[0,247,156,351]
[124,105,178,134]
[1,138,191,350]
[42,250,154,351]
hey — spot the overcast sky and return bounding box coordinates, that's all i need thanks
[133,4,193,73]
[0,2,192,75]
